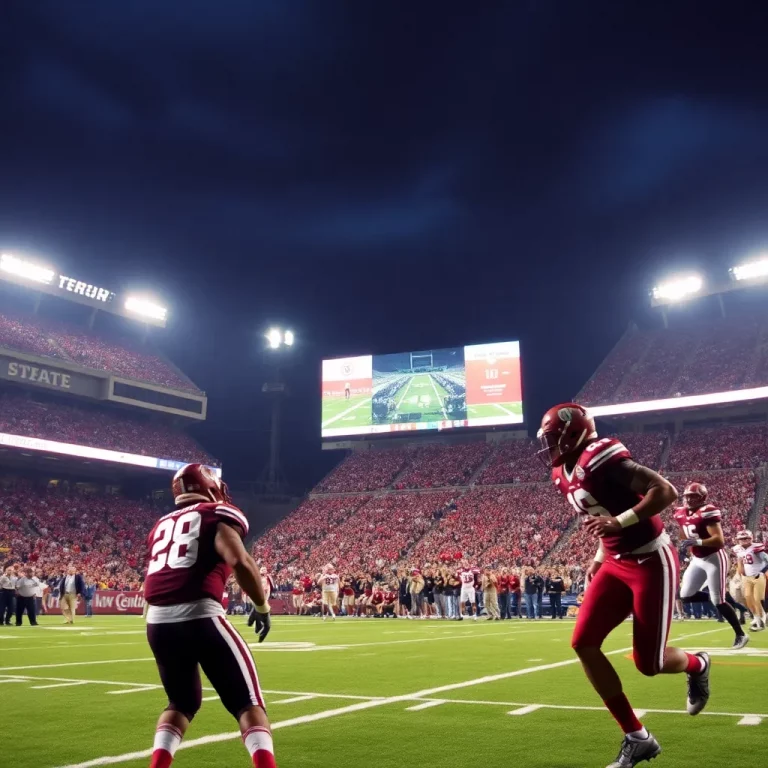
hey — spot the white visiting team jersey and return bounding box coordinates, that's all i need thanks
[734,542,768,578]
[322,573,340,592]
[459,570,476,588]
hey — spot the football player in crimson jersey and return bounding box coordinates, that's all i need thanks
[143,465,276,768]
[538,404,710,768]
[673,483,748,649]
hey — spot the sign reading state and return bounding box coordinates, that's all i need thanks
[0,353,104,398]
[8,361,72,388]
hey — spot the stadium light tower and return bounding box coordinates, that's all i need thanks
[260,327,295,494]
[730,257,768,283]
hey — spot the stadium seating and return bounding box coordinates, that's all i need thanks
[395,442,492,489]
[666,425,768,471]
[578,313,768,406]
[315,448,410,493]
[0,309,200,393]
[0,392,218,465]
[476,439,545,485]
[0,479,159,590]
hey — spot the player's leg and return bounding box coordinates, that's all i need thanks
[146,622,202,768]
[201,616,276,767]
[704,551,746,646]
[630,543,711,719]
[742,577,762,628]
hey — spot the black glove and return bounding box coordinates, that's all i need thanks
[253,609,271,643]
[247,608,257,627]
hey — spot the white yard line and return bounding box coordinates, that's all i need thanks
[321,398,372,428]
[427,374,448,419]
[270,695,317,705]
[405,700,445,711]
[51,625,735,768]
[31,681,90,690]
[395,376,414,411]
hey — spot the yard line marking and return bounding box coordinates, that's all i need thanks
[0,678,26,684]
[427,374,448,419]
[106,687,159,695]
[31,681,90,690]
[507,705,542,716]
[0,658,155,672]
[49,628,741,768]
[0,673,161,691]
[738,716,762,725]
[271,695,316,705]
[406,700,445,711]
[321,397,372,428]
[634,710,648,719]
[493,402,517,417]
[201,695,220,702]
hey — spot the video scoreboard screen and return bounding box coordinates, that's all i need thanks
[321,341,523,438]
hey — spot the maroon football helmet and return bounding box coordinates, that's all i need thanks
[172,463,231,507]
[683,482,708,510]
[537,403,597,468]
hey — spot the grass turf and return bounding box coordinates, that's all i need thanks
[2,615,766,767]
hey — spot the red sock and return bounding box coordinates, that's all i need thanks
[149,750,174,768]
[243,726,277,768]
[604,692,643,734]
[685,653,705,674]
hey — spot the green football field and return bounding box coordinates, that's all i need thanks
[2,615,767,768]
[321,393,372,429]
[379,373,457,422]
[467,401,524,420]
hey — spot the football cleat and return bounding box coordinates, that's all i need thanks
[733,634,750,650]
[749,619,764,632]
[686,652,711,715]
[606,734,661,767]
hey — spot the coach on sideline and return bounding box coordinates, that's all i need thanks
[15,568,40,626]
[58,565,85,624]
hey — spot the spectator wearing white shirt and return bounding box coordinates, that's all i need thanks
[15,568,40,626]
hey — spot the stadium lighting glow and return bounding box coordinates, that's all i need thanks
[124,296,168,322]
[284,329,295,346]
[589,384,768,418]
[730,257,768,282]
[651,275,703,302]
[0,252,55,285]
[266,328,283,349]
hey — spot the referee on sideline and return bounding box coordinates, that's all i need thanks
[15,568,40,626]
[1,565,17,625]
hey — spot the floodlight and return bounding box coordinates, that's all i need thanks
[124,296,168,322]
[0,252,55,285]
[730,258,768,282]
[266,328,282,349]
[284,329,295,346]
[651,275,703,303]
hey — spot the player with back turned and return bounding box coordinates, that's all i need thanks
[143,464,276,768]
[538,404,711,768]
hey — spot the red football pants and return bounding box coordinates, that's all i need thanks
[572,539,679,676]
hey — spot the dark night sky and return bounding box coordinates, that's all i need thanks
[3,1,768,489]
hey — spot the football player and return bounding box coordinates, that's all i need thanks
[538,404,710,768]
[317,564,340,620]
[458,560,478,620]
[143,464,275,768]
[733,530,768,631]
[673,483,748,648]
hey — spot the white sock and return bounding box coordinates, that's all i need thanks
[153,724,183,756]
[628,728,649,741]
[243,726,274,758]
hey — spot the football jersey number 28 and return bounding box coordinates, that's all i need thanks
[566,487,611,518]
[147,511,202,575]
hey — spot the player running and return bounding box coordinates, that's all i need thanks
[143,464,275,768]
[318,564,340,620]
[733,530,768,631]
[673,482,749,649]
[538,404,710,768]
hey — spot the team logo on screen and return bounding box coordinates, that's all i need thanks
[343,365,352,375]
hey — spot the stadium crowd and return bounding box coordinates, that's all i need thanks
[395,442,492,488]
[0,392,217,465]
[0,309,200,393]
[316,448,409,493]
[0,479,157,590]
[666,424,768,471]
[578,312,768,406]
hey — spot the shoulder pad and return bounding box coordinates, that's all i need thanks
[213,504,249,536]
[581,438,630,472]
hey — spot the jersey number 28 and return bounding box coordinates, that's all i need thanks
[147,511,202,575]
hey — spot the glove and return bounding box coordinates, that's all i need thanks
[249,604,271,643]
[681,539,699,548]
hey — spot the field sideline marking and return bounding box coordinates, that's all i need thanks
[427,374,448,419]
[321,397,372,428]
[51,626,732,768]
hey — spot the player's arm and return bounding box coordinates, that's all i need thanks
[757,549,768,574]
[683,521,725,550]
[583,459,677,537]
[214,523,271,642]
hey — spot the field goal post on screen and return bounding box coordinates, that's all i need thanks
[410,352,433,372]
